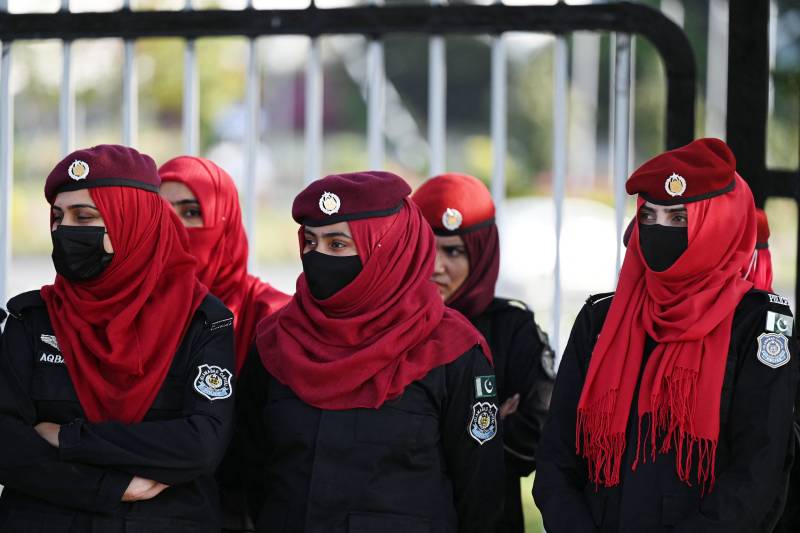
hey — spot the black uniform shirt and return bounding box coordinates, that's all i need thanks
[534,290,799,533]
[0,290,236,533]
[234,344,506,533]
[473,298,555,533]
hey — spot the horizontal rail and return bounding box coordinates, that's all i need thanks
[0,2,696,149]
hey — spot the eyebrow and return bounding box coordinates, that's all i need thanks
[666,207,687,213]
[52,204,99,211]
[171,199,200,207]
[304,230,353,239]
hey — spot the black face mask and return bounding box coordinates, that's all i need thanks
[638,223,688,272]
[51,225,114,282]
[301,250,363,300]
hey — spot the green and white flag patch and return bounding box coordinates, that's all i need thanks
[474,375,496,399]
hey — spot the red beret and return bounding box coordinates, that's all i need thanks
[756,208,770,249]
[626,138,737,205]
[45,144,160,204]
[292,171,411,226]
[411,173,495,235]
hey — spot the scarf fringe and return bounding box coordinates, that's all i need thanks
[580,369,718,492]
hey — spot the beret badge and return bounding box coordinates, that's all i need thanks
[442,207,463,231]
[68,160,90,181]
[319,191,341,216]
[664,173,686,198]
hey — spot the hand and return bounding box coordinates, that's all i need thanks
[499,394,520,420]
[122,476,170,502]
[34,422,60,447]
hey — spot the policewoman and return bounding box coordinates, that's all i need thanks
[412,172,555,533]
[238,171,505,532]
[158,155,291,374]
[158,155,291,533]
[533,138,799,533]
[0,145,236,533]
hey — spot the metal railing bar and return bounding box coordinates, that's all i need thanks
[304,37,323,184]
[552,34,567,361]
[122,0,137,147]
[60,44,75,156]
[0,3,694,150]
[612,32,631,277]
[366,37,385,169]
[427,33,445,176]
[489,33,506,221]
[182,1,199,155]
[0,35,11,310]
[244,35,258,270]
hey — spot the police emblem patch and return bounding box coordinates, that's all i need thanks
[319,191,341,215]
[40,334,60,352]
[664,172,686,197]
[468,402,498,445]
[441,208,463,231]
[193,364,233,401]
[68,160,90,181]
[756,332,791,369]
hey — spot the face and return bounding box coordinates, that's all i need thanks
[160,181,203,228]
[432,235,470,301]
[303,222,358,256]
[51,189,114,253]
[638,201,688,227]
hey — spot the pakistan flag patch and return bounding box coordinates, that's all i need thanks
[474,375,496,399]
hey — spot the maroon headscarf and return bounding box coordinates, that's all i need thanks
[412,173,500,320]
[256,171,490,410]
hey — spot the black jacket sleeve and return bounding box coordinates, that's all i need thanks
[532,303,600,533]
[674,300,799,533]
[57,313,236,486]
[442,345,506,533]
[502,308,555,476]
[0,313,131,513]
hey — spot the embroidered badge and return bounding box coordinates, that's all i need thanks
[319,191,341,216]
[664,172,686,197]
[474,375,496,399]
[756,332,791,369]
[441,208,463,231]
[766,311,794,336]
[209,318,233,332]
[40,334,60,352]
[68,160,90,181]
[769,293,791,307]
[193,364,233,401]
[468,402,498,445]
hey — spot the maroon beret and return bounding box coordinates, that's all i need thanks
[412,173,495,235]
[292,171,412,226]
[626,138,737,205]
[45,144,160,204]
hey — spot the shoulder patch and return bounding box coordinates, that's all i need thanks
[768,293,791,307]
[766,311,794,336]
[40,334,60,352]
[193,364,233,400]
[474,375,496,399]
[757,333,791,369]
[208,318,233,332]
[469,402,498,445]
[587,292,615,307]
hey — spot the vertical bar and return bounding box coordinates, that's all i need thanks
[552,35,568,362]
[122,0,137,147]
[613,33,632,276]
[305,38,323,184]
[183,0,199,155]
[0,24,12,310]
[60,0,75,156]
[705,0,729,139]
[244,35,259,271]
[366,38,385,169]
[490,33,507,223]
[768,0,777,115]
[428,22,446,176]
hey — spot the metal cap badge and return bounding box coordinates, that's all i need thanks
[68,160,90,181]
[319,191,341,216]
[664,172,687,197]
[441,208,463,231]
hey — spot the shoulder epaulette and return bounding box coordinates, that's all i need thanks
[586,292,615,307]
[197,294,234,332]
[6,290,45,319]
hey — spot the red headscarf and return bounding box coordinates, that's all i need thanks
[745,208,774,292]
[444,226,500,320]
[576,174,756,490]
[159,156,290,373]
[41,187,208,423]
[256,198,491,410]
